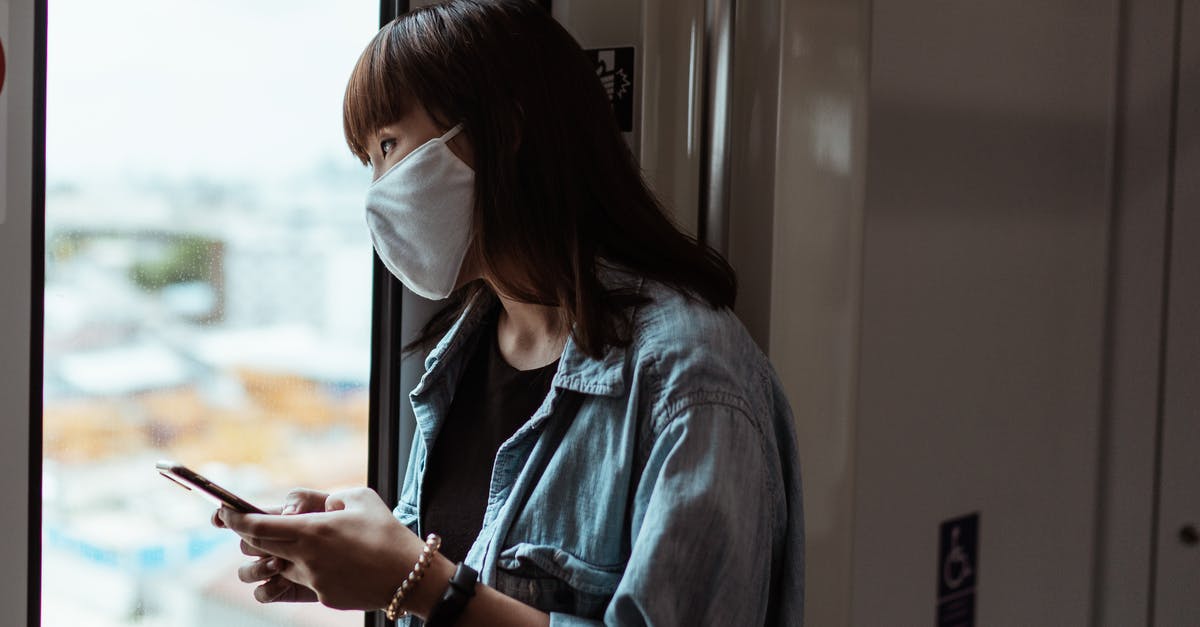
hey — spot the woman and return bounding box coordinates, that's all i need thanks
[216,1,805,624]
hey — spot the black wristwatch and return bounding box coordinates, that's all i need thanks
[424,562,479,627]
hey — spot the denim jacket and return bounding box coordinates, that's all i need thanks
[395,276,805,626]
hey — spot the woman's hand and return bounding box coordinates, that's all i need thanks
[212,488,328,603]
[218,487,452,613]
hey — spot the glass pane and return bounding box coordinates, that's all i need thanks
[42,2,379,625]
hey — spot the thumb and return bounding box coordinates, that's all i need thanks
[325,487,380,512]
[281,488,329,515]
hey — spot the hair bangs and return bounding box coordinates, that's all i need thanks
[343,24,414,165]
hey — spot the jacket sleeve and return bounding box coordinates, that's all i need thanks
[549,401,785,626]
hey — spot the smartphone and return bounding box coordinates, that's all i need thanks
[156,460,267,514]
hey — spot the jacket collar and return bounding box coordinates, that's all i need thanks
[552,333,627,397]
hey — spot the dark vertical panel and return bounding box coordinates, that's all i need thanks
[367,255,405,512]
[29,2,48,626]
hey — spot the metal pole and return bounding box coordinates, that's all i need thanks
[700,0,735,256]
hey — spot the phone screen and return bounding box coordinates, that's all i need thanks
[156,461,267,514]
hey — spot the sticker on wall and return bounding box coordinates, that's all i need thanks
[584,46,635,133]
[0,16,6,93]
[0,0,9,225]
[937,512,979,627]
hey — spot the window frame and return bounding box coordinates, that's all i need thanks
[28,1,49,625]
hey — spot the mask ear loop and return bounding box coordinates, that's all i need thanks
[441,123,465,142]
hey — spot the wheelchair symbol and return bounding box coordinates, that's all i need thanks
[942,526,973,590]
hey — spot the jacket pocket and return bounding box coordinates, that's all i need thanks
[495,543,624,618]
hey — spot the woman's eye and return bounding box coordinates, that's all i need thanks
[380,139,397,156]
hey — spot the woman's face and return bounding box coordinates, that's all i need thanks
[365,105,475,182]
[365,103,481,288]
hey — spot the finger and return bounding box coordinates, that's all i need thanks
[220,509,303,560]
[254,575,318,604]
[238,556,285,584]
[219,507,302,542]
[324,492,348,512]
[217,505,282,528]
[239,534,301,560]
[282,488,329,515]
[325,486,380,512]
[253,578,287,604]
[240,539,270,557]
[279,584,319,603]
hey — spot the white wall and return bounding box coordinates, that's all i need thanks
[852,3,1116,623]
[765,0,1161,624]
[0,0,36,624]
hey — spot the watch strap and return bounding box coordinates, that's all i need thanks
[425,562,478,627]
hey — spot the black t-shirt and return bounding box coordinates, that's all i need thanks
[420,313,559,563]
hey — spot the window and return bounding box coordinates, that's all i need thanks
[42,2,381,624]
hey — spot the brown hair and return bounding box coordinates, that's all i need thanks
[343,0,735,359]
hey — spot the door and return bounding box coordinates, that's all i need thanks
[1153,1,1200,622]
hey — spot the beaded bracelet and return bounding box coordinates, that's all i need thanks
[385,533,443,621]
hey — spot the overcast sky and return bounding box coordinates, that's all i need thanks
[46,0,379,185]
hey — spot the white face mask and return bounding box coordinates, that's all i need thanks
[365,124,474,300]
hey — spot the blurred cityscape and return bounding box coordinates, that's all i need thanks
[43,1,381,624]
[42,169,374,626]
